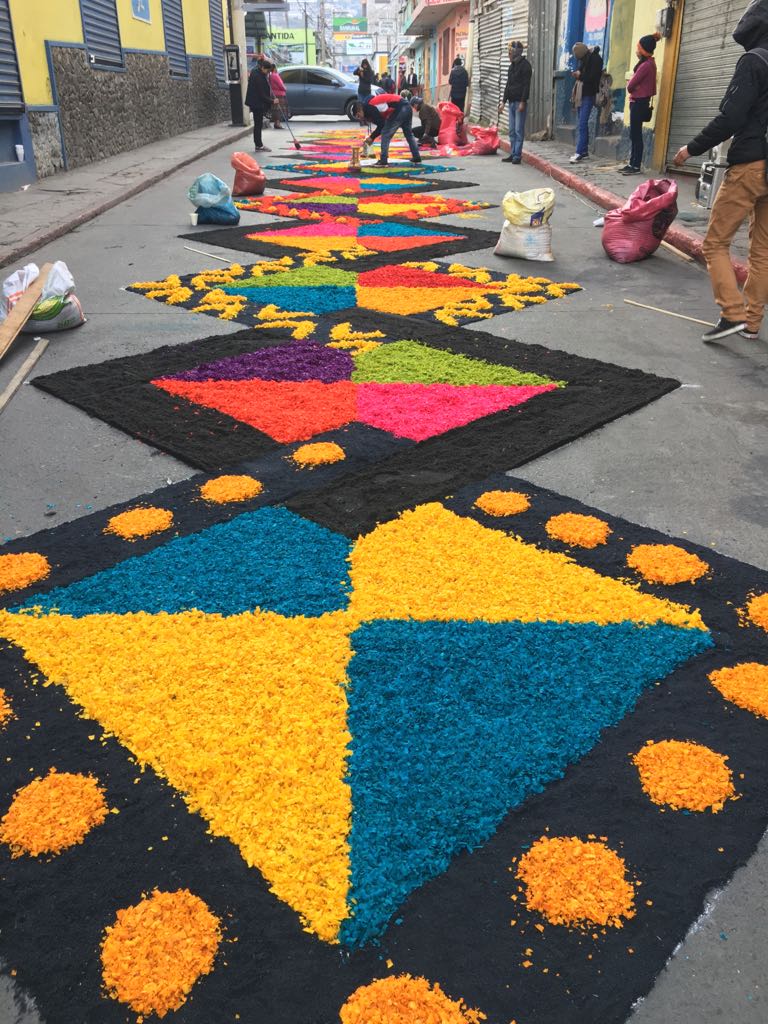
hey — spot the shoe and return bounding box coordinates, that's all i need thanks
[739,328,759,340]
[410,158,422,165]
[512,157,521,164]
[254,145,271,152]
[621,165,640,175]
[569,153,588,163]
[373,159,388,166]
[274,124,284,130]
[702,317,746,342]
[502,155,515,162]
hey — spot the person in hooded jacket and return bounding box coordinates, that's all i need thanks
[621,32,659,174]
[569,42,603,162]
[499,40,532,163]
[245,57,273,152]
[674,0,768,341]
[449,57,469,111]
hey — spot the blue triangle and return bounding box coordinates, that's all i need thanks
[340,618,712,946]
[19,507,352,618]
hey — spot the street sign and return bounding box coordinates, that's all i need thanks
[131,0,151,22]
[346,36,375,55]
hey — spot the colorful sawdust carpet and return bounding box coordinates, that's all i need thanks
[179,218,500,269]
[124,259,583,328]
[32,311,678,472]
[233,191,491,220]
[264,174,477,194]
[266,161,458,174]
[1,471,767,1023]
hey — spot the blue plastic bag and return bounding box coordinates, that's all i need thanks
[187,173,240,226]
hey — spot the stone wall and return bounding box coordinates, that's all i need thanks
[37,48,229,171]
[27,111,65,178]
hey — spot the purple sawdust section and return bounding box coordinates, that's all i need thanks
[159,342,355,384]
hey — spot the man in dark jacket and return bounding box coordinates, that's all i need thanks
[569,42,603,163]
[449,57,469,111]
[410,96,441,147]
[245,58,272,152]
[498,40,532,163]
[674,0,768,341]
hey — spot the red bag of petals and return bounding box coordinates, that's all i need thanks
[231,151,266,197]
[437,102,468,146]
[463,124,500,155]
[601,178,678,263]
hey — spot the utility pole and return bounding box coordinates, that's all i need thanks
[318,0,326,64]
[304,5,309,63]
[226,0,246,126]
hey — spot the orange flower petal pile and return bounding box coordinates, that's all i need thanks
[545,513,611,549]
[105,506,174,540]
[0,552,50,593]
[101,889,221,1018]
[709,662,768,718]
[473,490,530,517]
[0,688,12,728]
[633,739,735,812]
[199,474,264,504]
[291,441,346,467]
[517,836,636,928]
[745,592,768,631]
[626,543,709,585]
[0,769,108,857]
[340,974,486,1024]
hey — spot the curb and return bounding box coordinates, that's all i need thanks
[0,126,252,271]
[497,140,749,285]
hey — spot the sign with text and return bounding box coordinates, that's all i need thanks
[334,16,368,32]
[346,36,375,54]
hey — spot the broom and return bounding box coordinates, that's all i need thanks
[277,101,301,150]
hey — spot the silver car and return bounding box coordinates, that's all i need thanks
[278,65,383,120]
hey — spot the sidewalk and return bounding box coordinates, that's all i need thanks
[511,137,750,275]
[0,121,251,270]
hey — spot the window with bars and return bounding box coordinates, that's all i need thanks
[162,0,188,77]
[209,0,226,82]
[80,0,123,68]
[0,0,24,112]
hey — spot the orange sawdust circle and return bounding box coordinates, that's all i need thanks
[0,769,108,857]
[626,543,709,585]
[291,441,346,467]
[105,506,174,540]
[101,889,221,1018]
[0,552,50,593]
[0,689,12,728]
[745,593,768,632]
[199,474,263,503]
[545,513,611,548]
[340,974,486,1024]
[633,739,735,812]
[709,662,768,718]
[473,490,530,517]
[517,836,636,928]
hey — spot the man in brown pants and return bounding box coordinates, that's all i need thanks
[674,0,768,342]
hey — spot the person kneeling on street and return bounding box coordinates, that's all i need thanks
[410,96,441,148]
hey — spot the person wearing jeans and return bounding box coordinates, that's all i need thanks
[621,34,659,174]
[499,41,532,164]
[372,95,422,165]
[570,42,603,163]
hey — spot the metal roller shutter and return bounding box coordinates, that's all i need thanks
[526,0,557,135]
[162,0,188,77]
[209,0,226,82]
[0,0,23,112]
[81,0,123,68]
[471,1,503,124]
[506,0,528,47]
[665,0,743,168]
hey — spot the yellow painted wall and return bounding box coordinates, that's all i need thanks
[183,0,213,56]
[624,0,667,126]
[222,0,231,44]
[9,0,83,106]
[116,0,165,51]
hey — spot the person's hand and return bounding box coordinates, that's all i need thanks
[573,70,581,79]
[673,146,690,166]
[498,101,505,113]
[519,101,527,111]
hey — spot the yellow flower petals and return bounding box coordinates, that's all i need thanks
[340,974,486,1024]
[517,836,636,929]
[545,513,611,549]
[474,490,530,517]
[199,475,263,504]
[105,507,174,540]
[291,442,346,467]
[0,769,108,857]
[709,662,768,718]
[0,552,50,593]
[745,592,768,631]
[0,688,12,728]
[627,544,709,585]
[101,889,221,1018]
[633,739,735,812]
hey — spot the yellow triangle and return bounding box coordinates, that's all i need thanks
[0,607,353,943]
[247,233,355,253]
[347,503,706,630]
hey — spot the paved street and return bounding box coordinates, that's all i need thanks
[0,119,766,1022]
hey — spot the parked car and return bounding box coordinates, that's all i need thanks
[277,65,382,120]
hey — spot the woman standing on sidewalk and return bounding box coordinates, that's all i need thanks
[621,33,660,174]
[268,64,288,129]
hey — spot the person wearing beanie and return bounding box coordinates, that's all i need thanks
[674,0,768,342]
[499,40,533,164]
[569,41,603,163]
[410,96,441,147]
[621,33,660,174]
[449,57,469,111]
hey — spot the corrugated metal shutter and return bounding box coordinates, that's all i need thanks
[162,0,188,77]
[506,0,528,47]
[81,0,123,68]
[526,0,557,135]
[471,1,504,124]
[209,0,226,82]
[666,0,743,168]
[0,0,23,111]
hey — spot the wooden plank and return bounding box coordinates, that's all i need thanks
[0,263,53,362]
[623,298,714,327]
[0,338,49,416]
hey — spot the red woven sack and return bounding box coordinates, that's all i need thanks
[464,124,500,155]
[231,152,266,197]
[437,102,468,146]
[602,178,678,263]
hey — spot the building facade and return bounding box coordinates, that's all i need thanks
[0,0,230,192]
[401,0,471,104]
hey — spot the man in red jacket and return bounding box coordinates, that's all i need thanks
[366,94,422,166]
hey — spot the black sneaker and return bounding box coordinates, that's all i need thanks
[410,157,422,165]
[621,165,640,175]
[512,157,521,164]
[502,155,515,162]
[702,318,746,342]
[373,159,388,166]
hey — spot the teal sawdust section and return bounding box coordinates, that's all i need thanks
[220,265,357,315]
[350,340,562,388]
[18,507,352,619]
[340,618,713,946]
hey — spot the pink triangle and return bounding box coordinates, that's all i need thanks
[356,382,557,441]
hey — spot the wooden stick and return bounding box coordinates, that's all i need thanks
[0,338,49,415]
[660,239,695,262]
[623,299,714,327]
[183,246,232,264]
[0,263,53,362]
